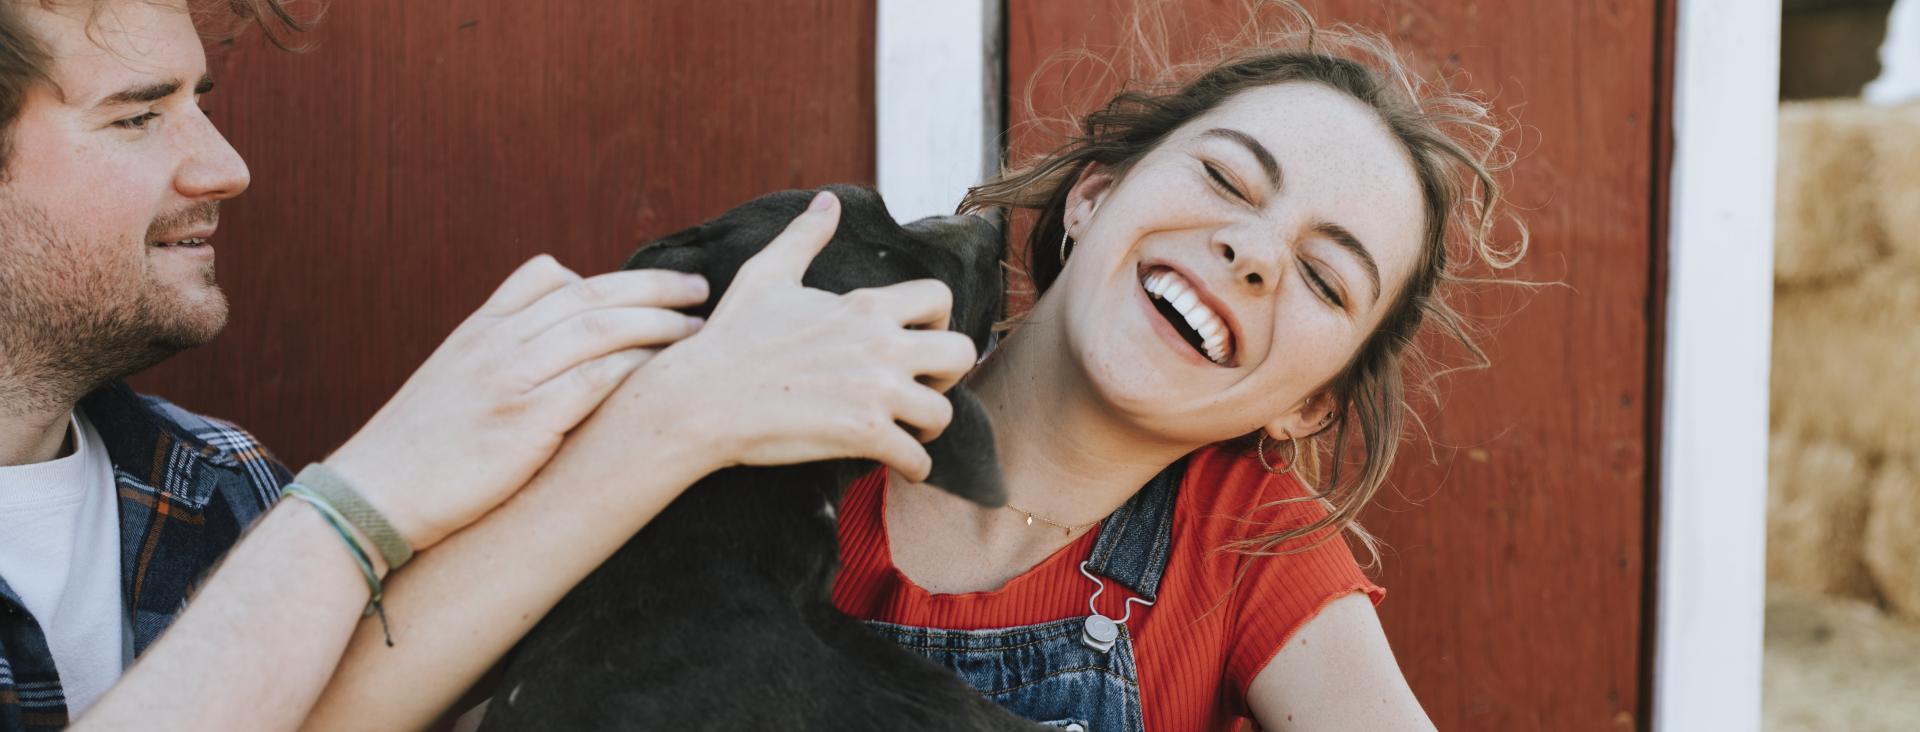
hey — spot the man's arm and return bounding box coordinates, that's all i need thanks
[69,246,710,728]
[300,397,711,730]
[72,501,380,730]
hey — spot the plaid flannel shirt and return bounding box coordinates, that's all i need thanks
[0,382,290,731]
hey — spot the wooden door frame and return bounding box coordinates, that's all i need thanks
[871,1,1782,727]
[1651,0,1779,729]
[875,0,1001,220]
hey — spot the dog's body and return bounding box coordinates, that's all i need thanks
[479,186,1043,731]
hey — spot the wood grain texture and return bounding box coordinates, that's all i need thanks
[136,1,877,466]
[1006,1,1656,729]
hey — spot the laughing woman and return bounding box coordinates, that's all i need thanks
[831,8,1524,731]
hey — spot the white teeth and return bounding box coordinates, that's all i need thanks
[1140,267,1233,364]
[1170,289,1198,313]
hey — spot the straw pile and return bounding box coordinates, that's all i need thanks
[1774,100,1888,285]
[1769,99,1920,624]
[1766,433,1874,600]
[1865,459,1920,619]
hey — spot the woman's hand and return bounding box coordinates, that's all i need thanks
[324,255,712,552]
[573,190,979,487]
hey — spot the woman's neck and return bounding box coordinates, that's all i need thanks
[964,312,1195,529]
[881,311,1200,595]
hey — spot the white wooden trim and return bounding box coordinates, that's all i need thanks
[1653,0,1780,729]
[1867,0,1920,104]
[875,0,1001,222]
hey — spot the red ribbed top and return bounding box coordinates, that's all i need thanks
[832,446,1385,731]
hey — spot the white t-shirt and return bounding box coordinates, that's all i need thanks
[0,410,132,716]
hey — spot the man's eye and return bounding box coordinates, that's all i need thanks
[113,112,159,130]
[1203,162,1245,200]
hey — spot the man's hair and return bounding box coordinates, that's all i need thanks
[0,0,311,172]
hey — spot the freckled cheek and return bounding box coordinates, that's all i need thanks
[1268,320,1360,382]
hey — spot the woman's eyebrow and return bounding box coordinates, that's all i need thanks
[1314,222,1382,306]
[1200,127,1282,190]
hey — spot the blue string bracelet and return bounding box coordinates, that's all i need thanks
[282,483,395,646]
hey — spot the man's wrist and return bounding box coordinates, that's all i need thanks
[321,444,436,552]
[278,496,390,580]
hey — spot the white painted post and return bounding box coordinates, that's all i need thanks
[875,0,1001,222]
[1653,0,1780,729]
[1867,0,1920,104]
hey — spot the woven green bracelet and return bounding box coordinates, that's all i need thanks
[294,463,415,572]
[283,484,395,647]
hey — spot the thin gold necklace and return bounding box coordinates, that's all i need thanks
[1005,503,1099,536]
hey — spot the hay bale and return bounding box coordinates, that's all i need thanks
[1771,259,1920,455]
[1865,459,1920,622]
[1775,100,1888,285]
[1767,431,1876,600]
[1870,103,1920,265]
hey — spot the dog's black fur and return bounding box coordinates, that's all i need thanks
[479,186,1044,731]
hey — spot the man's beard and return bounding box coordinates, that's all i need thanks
[0,199,228,415]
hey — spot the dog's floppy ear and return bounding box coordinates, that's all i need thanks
[622,225,709,274]
[920,387,1006,507]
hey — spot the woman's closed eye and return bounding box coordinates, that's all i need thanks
[1202,161,1246,201]
[1301,260,1346,309]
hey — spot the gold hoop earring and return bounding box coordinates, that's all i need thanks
[1256,431,1299,476]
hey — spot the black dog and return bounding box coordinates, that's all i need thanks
[480,186,1044,731]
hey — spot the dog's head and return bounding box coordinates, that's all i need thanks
[624,185,1004,355]
[624,185,1007,506]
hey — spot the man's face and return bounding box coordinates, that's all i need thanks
[0,0,248,409]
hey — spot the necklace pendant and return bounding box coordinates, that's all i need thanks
[1062,526,1073,537]
[1025,514,1034,526]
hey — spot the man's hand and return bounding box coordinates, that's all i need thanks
[325,254,711,552]
[565,190,978,488]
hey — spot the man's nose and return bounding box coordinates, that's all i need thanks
[173,109,251,201]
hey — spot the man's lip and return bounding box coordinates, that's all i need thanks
[1137,258,1242,366]
[151,226,217,244]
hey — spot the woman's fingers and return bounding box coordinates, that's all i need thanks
[518,308,704,386]
[507,269,710,343]
[896,330,977,394]
[525,348,657,431]
[474,255,583,317]
[889,381,956,444]
[862,424,934,484]
[857,279,955,329]
[730,191,841,289]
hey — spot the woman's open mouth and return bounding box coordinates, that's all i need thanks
[1141,266,1234,365]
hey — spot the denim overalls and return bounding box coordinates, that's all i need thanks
[863,460,1185,732]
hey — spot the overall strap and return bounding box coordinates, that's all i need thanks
[1084,459,1185,601]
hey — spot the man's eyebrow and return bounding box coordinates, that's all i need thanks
[1314,222,1382,306]
[94,74,210,108]
[1200,127,1282,190]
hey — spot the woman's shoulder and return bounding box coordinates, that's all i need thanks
[1177,445,1335,546]
[1176,447,1385,698]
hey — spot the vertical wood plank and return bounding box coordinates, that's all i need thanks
[1652,0,1777,727]
[1007,2,1657,729]
[138,1,877,466]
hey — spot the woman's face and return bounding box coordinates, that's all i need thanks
[1046,81,1425,446]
